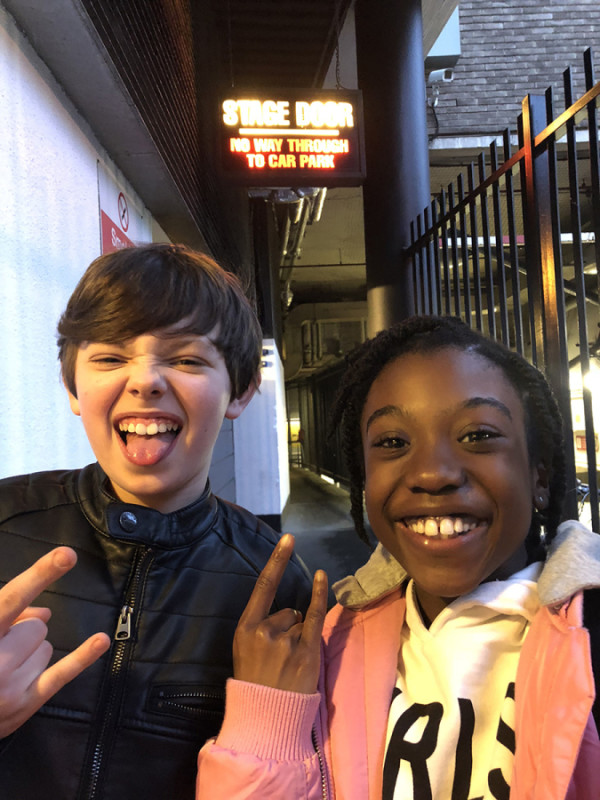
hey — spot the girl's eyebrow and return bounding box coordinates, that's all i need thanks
[463,396,513,420]
[364,396,513,432]
[364,405,409,432]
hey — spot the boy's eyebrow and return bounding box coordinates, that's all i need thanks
[364,396,513,432]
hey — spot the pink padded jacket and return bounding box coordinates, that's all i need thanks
[197,522,600,799]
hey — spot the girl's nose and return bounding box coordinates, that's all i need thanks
[405,442,465,494]
[126,362,168,397]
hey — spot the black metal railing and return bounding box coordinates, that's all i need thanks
[406,48,600,530]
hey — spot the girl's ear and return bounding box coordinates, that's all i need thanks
[533,462,550,509]
[225,373,261,420]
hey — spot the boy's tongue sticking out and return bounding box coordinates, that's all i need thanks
[118,419,180,465]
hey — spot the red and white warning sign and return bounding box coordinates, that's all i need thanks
[97,163,151,254]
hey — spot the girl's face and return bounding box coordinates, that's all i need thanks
[361,347,547,624]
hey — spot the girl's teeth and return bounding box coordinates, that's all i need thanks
[408,516,477,538]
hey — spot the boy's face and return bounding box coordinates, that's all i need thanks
[361,348,546,625]
[66,322,255,513]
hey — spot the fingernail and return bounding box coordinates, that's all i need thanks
[53,548,74,569]
[92,634,109,652]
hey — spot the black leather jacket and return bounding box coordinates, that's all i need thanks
[0,464,313,799]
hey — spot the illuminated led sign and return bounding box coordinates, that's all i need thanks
[220,90,365,186]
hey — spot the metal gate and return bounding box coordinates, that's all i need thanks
[406,48,600,530]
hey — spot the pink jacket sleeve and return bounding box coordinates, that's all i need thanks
[196,679,327,799]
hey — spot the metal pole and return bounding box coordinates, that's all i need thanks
[355,0,431,335]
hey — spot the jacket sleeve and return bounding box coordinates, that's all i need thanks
[196,679,326,799]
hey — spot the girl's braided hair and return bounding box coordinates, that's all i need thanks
[329,315,567,555]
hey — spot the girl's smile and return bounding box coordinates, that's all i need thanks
[361,347,547,624]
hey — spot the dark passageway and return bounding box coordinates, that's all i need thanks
[283,467,375,606]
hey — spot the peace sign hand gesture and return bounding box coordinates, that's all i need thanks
[233,534,328,694]
[0,547,110,739]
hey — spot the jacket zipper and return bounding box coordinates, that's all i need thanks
[78,546,154,800]
[312,727,329,799]
[155,688,224,716]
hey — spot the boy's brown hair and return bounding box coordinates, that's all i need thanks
[57,243,262,399]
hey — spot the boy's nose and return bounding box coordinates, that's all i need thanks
[405,443,465,494]
[126,363,168,397]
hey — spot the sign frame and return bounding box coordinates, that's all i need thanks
[219,89,365,187]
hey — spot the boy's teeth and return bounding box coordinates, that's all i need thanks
[407,516,477,538]
[119,421,179,436]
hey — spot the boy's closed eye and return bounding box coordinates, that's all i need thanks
[170,356,209,369]
[90,354,126,366]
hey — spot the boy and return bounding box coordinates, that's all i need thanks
[0,244,313,799]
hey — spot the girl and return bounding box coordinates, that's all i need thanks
[197,315,600,799]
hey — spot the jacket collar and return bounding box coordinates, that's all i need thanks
[333,520,600,610]
[76,463,219,549]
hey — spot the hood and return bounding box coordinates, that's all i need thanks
[333,519,600,610]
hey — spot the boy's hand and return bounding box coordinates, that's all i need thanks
[233,534,328,694]
[0,547,110,738]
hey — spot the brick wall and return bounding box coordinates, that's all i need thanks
[81,0,253,277]
[429,0,600,137]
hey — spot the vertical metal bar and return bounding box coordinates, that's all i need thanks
[522,92,577,519]
[468,163,483,331]
[544,86,570,382]
[416,213,429,313]
[564,68,599,530]
[584,49,600,303]
[431,200,442,315]
[583,48,600,531]
[457,172,472,325]
[518,110,539,365]
[503,128,525,355]
[439,189,451,315]
[410,219,422,315]
[424,205,436,316]
[490,140,510,345]
[425,203,441,314]
[448,182,462,317]
[478,153,496,338]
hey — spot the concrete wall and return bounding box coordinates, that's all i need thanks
[233,340,290,522]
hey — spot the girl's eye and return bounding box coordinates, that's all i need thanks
[373,435,408,450]
[460,429,501,444]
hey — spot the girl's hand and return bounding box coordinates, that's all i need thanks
[233,534,328,694]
